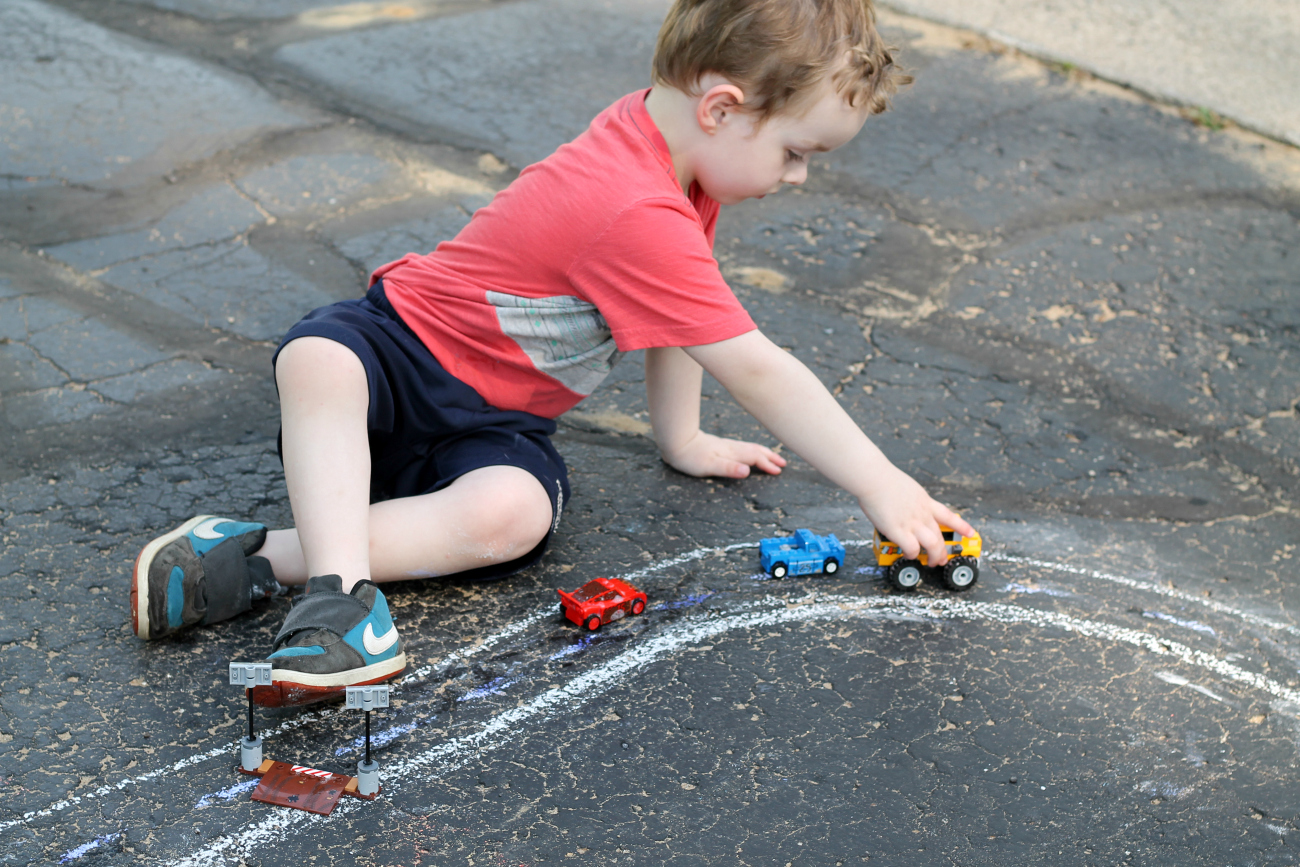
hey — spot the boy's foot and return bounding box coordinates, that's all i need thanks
[132,515,270,640]
[252,574,406,708]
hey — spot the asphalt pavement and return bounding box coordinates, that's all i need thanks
[1,1,1298,865]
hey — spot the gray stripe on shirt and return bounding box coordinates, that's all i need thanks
[486,291,623,396]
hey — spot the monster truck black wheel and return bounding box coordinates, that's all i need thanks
[888,560,923,591]
[942,557,979,591]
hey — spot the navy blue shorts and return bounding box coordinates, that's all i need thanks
[273,281,569,582]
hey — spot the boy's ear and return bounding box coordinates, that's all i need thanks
[696,82,747,135]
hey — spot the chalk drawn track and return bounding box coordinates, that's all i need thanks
[25,538,1300,865]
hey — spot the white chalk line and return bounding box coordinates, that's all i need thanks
[620,540,760,582]
[987,552,1300,638]
[663,540,1300,643]
[403,607,554,682]
[1154,671,1239,708]
[171,591,1300,866]
[27,540,1295,849]
[0,606,553,837]
[0,740,240,836]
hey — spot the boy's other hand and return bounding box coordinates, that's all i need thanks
[662,430,787,480]
[858,467,975,567]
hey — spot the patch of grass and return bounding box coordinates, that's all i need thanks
[1048,60,1088,81]
[1189,106,1227,131]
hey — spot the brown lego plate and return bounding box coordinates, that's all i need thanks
[240,760,378,815]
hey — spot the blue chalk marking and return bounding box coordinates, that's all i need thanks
[1142,610,1216,636]
[458,676,516,702]
[195,778,258,809]
[654,592,716,611]
[550,634,599,660]
[60,830,123,863]
[335,719,425,757]
[1002,582,1074,598]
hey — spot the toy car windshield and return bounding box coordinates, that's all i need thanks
[570,581,612,602]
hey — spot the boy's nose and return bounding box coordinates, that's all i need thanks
[783,164,808,186]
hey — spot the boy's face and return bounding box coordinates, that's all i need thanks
[694,77,869,206]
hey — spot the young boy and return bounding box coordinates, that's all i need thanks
[131,0,974,708]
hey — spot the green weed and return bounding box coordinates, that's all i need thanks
[1191,106,1226,131]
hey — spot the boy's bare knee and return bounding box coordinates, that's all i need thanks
[494,473,554,554]
[454,467,553,557]
[277,336,366,394]
[276,337,364,384]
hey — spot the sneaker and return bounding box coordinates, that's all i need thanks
[131,515,268,640]
[252,574,406,708]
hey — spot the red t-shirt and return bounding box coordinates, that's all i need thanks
[374,89,756,418]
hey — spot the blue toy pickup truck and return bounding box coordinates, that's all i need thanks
[759,529,846,579]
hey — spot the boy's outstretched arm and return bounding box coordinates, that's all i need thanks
[645,345,787,479]
[681,330,974,566]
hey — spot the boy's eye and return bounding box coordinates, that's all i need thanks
[786,149,805,163]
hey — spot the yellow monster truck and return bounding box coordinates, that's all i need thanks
[873,525,982,592]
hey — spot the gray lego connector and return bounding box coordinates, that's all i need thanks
[230,662,273,773]
[240,735,263,773]
[345,684,390,711]
[346,685,389,796]
[356,759,380,796]
[229,662,272,687]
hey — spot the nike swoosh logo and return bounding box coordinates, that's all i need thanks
[191,517,226,541]
[363,622,399,655]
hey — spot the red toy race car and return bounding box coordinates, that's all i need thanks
[558,577,647,631]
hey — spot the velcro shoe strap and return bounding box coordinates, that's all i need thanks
[199,537,253,625]
[273,590,369,649]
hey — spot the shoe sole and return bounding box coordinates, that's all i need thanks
[252,652,408,708]
[131,515,216,641]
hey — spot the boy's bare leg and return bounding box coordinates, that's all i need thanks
[268,335,554,591]
[274,336,374,592]
[230,337,552,707]
[255,464,554,587]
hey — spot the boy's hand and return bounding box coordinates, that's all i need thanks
[662,430,787,479]
[858,465,976,567]
[677,333,975,557]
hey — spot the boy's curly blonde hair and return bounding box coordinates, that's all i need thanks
[653,0,911,122]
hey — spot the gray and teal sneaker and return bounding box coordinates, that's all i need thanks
[252,574,406,708]
[131,515,274,640]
